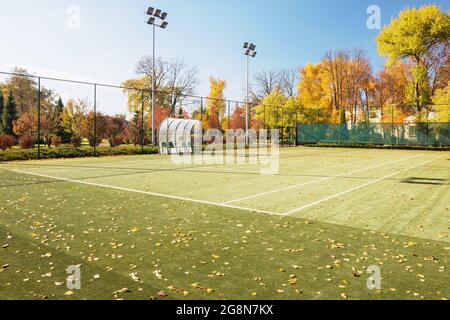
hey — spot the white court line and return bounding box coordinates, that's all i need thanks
[223,154,421,205]
[282,156,443,216]
[9,169,282,216]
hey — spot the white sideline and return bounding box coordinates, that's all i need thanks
[282,156,443,216]
[8,169,282,216]
[222,154,421,205]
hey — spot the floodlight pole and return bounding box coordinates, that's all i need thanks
[246,54,250,144]
[152,23,156,146]
[146,7,168,146]
[243,42,256,145]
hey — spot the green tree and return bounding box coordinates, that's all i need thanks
[376,5,450,111]
[2,93,18,136]
[54,97,66,139]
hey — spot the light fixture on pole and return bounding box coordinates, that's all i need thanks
[243,42,257,144]
[146,7,168,146]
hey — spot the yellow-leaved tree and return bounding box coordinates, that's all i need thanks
[376,4,450,112]
[205,77,226,129]
[297,63,332,122]
[432,81,450,122]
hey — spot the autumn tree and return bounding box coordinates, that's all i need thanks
[61,98,90,141]
[133,56,199,114]
[432,81,450,122]
[205,78,227,129]
[297,63,331,122]
[82,112,108,147]
[252,69,282,101]
[255,90,288,129]
[228,105,246,130]
[39,88,61,147]
[105,115,130,147]
[252,68,299,102]
[13,112,37,138]
[2,68,37,114]
[376,5,450,111]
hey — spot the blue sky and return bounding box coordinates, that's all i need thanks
[0,0,448,113]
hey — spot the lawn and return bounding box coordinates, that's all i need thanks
[0,147,449,300]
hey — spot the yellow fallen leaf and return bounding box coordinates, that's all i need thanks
[206,288,214,294]
[65,291,75,296]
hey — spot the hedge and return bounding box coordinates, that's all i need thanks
[0,145,159,162]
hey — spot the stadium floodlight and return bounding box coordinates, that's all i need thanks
[243,42,257,145]
[146,7,169,146]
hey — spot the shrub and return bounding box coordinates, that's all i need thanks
[19,135,35,149]
[0,134,16,150]
[51,136,62,147]
[71,136,82,148]
[0,145,159,162]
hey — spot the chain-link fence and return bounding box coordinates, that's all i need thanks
[297,105,450,147]
[0,71,449,160]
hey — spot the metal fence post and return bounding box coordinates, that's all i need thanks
[281,107,284,147]
[93,84,97,156]
[391,105,394,147]
[141,90,145,153]
[317,109,320,144]
[264,105,267,130]
[200,97,204,128]
[228,100,231,130]
[37,77,41,159]
[295,110,299,146]
[426,106,430,146]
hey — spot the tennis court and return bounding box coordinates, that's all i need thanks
[1,147,450,300]
[3,147,449,242]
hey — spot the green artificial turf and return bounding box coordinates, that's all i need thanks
[0,147,449,300]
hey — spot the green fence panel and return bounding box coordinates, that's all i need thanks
[297,123,450,147]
